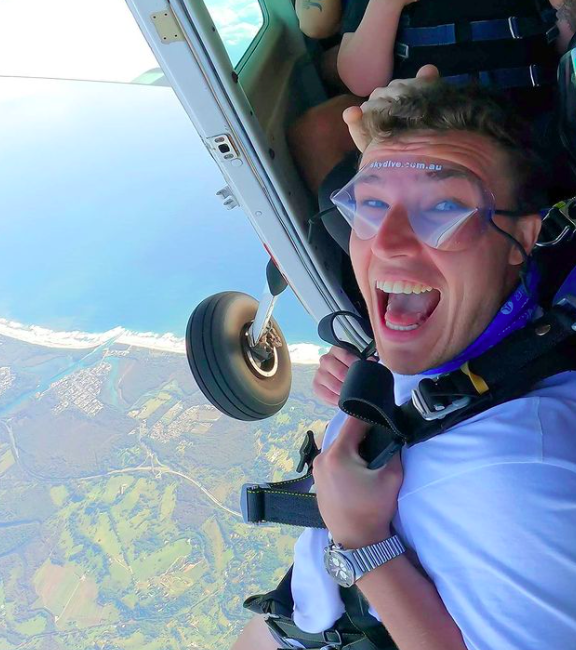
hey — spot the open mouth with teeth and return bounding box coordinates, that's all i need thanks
[375,280,442,332]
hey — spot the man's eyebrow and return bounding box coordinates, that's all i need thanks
[356,170,470,185]
[425,169,471,181]
[355,164,479,188]
[357,174,385,185]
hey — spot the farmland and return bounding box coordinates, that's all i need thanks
[0,335,334,649]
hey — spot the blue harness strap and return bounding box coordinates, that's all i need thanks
[397,10,558,51]
[393,63,557,90]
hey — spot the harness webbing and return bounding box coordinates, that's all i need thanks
[241,301,576,529]
[396,12,558,48]
[436,64,556,89]
[244,566,397,649]
[394,0,559,89]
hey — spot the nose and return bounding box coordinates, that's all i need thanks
[371,202,423,258]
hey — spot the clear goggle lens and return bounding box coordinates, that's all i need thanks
[330,158,496,252]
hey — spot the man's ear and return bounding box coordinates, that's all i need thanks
[508,214,542,265]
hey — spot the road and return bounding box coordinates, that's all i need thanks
[76,459,242,519]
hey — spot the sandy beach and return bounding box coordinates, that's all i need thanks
[0,318,325,364]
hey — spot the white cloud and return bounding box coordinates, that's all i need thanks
[288,343,328,365]
[218,22,260,46]
[206,0,263,53]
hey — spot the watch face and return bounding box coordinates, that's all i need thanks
[324,547,355,588]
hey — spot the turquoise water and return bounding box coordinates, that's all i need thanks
[0,78,322,346]
[0,338,115,417]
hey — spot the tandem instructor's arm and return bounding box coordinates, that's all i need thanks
[295,0,343,39]
[313,416,468,650]
[550,0,576,52]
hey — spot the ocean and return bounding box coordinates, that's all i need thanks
[0,77,323,346]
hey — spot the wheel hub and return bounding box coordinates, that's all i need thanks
[242,323,281,378]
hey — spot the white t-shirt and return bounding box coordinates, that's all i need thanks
[291,370,576,650]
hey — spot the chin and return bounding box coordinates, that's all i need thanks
[376,344,432,376]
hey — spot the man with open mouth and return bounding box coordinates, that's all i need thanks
[233,81,576,650]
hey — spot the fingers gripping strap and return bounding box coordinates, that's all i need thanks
[240,420,403,528]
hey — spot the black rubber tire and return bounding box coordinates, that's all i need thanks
[185,292,292,421]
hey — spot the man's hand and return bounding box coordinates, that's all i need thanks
[342,65,440,152]
[313,346,376,406]
[313,415,403,549]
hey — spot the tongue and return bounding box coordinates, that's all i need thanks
[385,290,441,326]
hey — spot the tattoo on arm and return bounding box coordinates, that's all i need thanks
[558,0,576,31]
[303,0,323,11]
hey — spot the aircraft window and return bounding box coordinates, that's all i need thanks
[203,0,265,67]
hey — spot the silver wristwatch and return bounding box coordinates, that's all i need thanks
[324,533,406,587]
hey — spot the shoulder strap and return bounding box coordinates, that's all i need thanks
[340,586,398,649]
[342,299,576,447]
[397,14,557,51]
[241,300,576,529]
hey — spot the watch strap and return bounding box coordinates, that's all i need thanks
[348,535,405,579]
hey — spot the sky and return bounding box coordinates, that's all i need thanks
[206,0,264,65]
[0,0,158,82]
[0,1,323,346]
[0,0,263,80]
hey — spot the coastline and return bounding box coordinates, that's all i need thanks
[0,318,326,365]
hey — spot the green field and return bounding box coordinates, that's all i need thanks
[0,446,14,475]
[0,337,332,650]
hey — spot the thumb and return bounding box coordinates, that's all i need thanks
[416,64,440,80]
[331,415,371,454]
[343,105,371,152]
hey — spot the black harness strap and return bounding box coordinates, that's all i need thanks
[340,586,397,649]
[241,430,325,528]
[244,567,397,649]
[344,300,576,448]
[241,301,576,529]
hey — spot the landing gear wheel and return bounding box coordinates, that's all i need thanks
[186,291,292,421]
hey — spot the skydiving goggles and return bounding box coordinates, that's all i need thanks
[330,156,530,252]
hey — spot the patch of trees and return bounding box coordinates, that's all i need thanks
[0,484,54,524]
[172,484,213,531]
[0,522,40,557]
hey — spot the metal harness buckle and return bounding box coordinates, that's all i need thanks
[508,16,520,39]
[395,42,410,59]
[321,629,343,649]
[536,200,576,248]
[412,379,472,421]
[556,295,576,332]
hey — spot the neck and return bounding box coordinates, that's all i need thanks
[422,261,540,377]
